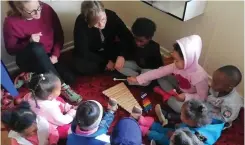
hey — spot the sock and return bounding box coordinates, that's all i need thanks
[131,106,142,120]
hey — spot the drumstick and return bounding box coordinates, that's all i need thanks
[113,78,127,81]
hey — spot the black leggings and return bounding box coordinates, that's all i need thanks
[73,43,121,75]
[16,42,75,84]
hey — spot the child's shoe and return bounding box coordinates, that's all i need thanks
[108,98,118,112]
[155,104,168,126]
[61,83,82,103]
[131,106,143,120]
[138,116,154,127]
[14,72,34,88]
[139,125,150,136]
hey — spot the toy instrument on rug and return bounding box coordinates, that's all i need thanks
[102,82,142,113]
[140,92,152,113]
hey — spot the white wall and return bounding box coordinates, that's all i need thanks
[44,1,81,43]
[0,1,81,71]
[1,2,16,71]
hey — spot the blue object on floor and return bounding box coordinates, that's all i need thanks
[1,60,19,97]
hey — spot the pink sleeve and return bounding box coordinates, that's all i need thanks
[11,139,19,145]
[50,6,64,58]
[136,64,175,85]
[64,103,73,113]
[49,106,75,126]
[184,80,209,101]
[48,124,59,145]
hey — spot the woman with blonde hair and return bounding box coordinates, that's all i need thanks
[73,1,135,74]
[3,1,82,103]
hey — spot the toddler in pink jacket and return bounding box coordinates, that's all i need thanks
[24,73,77,139]
[128,35,209,113]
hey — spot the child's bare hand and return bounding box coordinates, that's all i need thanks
[105,60,115,71]
[175,93,185,102]
[127,77,138,84]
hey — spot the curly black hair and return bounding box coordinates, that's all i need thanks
[132,17,156,38]
[217,65,242,87]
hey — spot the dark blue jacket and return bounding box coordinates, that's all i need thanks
[67,112,114,145]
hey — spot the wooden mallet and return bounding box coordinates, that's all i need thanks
[113,78,127,81]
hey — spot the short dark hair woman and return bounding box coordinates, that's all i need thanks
[73,1,135,74]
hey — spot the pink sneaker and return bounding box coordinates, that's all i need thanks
[138,116,154,127]
[139,125,150,136]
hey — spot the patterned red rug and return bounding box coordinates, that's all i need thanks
[5,50,243,145]
[14,73,244,145]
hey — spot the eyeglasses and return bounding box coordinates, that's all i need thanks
[24,4,42,15]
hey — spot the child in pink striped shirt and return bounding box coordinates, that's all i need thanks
[127,35,209,114]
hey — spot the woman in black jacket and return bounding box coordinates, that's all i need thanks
[73,1,135,74]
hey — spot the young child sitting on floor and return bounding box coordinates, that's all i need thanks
[206,65,243,127]
[119,17,163,84]
[2,101,59,145]
[127,35,209,113]
[67,99,118,145]
[150,128,204,145]
[24,73,77,139]
[131,99,224,145]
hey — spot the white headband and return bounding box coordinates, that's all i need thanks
[80,100,103,130]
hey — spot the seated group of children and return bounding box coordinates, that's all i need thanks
[2,18,243,145]
[125,18,243,144]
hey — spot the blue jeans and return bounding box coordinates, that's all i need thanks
[148,122,174,145]
[93,111,115,136]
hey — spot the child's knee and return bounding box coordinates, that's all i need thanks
[167,97,183,113]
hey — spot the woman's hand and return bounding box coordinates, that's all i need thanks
[115,56,125,71]
[175,93,186,102]
[127,77,139,84]
[105,60,115,71]
[50,55,58,64]
[30,32,42,42]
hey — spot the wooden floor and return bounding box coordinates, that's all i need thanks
[1,129,11,145]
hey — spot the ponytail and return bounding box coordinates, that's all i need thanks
[27,72,60,108]
[28,74,46,109]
